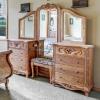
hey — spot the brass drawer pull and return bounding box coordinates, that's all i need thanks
[60,58,62,61]
[77,61,79,64]
[76,71,80,74]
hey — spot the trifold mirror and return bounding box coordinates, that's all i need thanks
[19,11,36,39]
[36,3,61,57]
[19,3,87,56]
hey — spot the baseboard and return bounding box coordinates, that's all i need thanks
[93,87,100,92]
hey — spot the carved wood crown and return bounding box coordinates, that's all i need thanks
[37,3,61,10]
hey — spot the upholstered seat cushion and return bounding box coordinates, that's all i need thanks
[31,57,54,66]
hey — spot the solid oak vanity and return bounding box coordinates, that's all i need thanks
[52,7,94,96]
[8,11,44,77]
[8,3,94,95]
[53,43,94,96]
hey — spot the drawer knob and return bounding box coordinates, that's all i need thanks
[60,59,62,61]
[21,59,23,61]
[77,61,79,64]
[77,80,79,83]
[76,71,79,74]
[60,76,62,79]
[60,68,63,70]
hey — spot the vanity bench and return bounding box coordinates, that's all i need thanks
[31,57,54,83]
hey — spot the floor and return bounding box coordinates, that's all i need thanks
[0,75,100,100]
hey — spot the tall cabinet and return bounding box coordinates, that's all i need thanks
[8,39,44,77]
[8,39,37,77]
[52,8,94,96]
[53,43,94,96]
[8,11,44,77]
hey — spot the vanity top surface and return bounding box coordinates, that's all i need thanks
[8,39,35,42]
[54,42,94,48]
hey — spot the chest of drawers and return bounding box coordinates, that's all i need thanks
[53,43,94,96]
[8,39,39,77]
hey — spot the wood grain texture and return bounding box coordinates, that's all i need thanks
[53,43,94,96]
[8,39,38,77]
[0,50,13,89]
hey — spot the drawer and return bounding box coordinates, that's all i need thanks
[56,46,85,58]
[8,41,25,49]
[55,64,84,78]
[11,49,27,57]
[55,72,84,87]
[55,54,85,66]
[10,57,27,71]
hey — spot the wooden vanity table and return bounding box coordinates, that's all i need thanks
[53,43,94,96]
[8,11,44,77]
[52,8,94,96]
[9,3,94,95]
[8,39,37,77]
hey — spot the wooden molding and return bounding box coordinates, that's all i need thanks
[93,87,100,92]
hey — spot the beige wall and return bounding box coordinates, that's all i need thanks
[8,0,34,39]
[7,0,100,88]
[0,40,8,51]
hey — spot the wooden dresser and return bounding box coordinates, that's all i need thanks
[53,43,94,95]
[8,39,39,77]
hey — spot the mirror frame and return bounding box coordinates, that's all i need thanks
[61,9,87,44]
[36,3,61,42]
[19,11,37,39]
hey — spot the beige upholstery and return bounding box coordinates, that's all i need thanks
[0,50,13,89]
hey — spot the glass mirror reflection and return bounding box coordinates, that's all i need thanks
[19,14,35,39]
[39,8,58,57]
[40,9,57,39]
[63,11,86,43]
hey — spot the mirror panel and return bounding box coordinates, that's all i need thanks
[39,8,57,39]
[40,10,48,38]
[39,9,58,57]
[62,9,86,44]
[48,9,57,39]
[38,4,60,57]
[19,11,36,39]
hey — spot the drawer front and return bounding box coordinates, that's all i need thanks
[55,72,84,87]
[56,46,85,58]
[9,50,28,72]
[10,49,27,58]
[8,41,25,49]
[55,54,85,67]
[10,58,27,71]
[55,64,84,78]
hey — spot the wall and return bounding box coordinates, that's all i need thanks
[7,0,100,88]
[0,40,8,51]
[8,0,33,39]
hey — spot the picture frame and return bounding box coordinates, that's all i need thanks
[41,14,45,21]
[28,16,33,21]
[72,0,88,8]
[50,17,54,26]
[69,18,73,25]
[0,3,1,8]
[20,3,30,12]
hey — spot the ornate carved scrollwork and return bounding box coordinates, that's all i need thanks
[57,47,84,57]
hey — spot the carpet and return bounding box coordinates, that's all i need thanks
[0,75,99,100]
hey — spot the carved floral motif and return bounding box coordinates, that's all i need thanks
[57,47,85,57]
